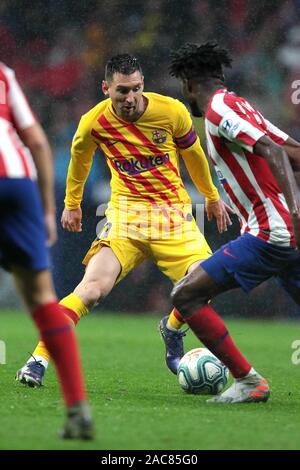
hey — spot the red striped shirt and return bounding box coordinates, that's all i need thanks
[206,89,293,246]
[0,62,36,179]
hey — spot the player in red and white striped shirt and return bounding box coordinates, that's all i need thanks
[0,62,93,437]
[167,42,300,403]
[0,63,38,178]
[206,89,295,246]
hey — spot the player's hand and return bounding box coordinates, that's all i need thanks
[292,214,300,250]
[61,207,82,232]
[45,211,57,246]
[205,199,235,233]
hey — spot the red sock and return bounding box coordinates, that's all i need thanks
[185,304,251,378]
[63,306,79,326]
[32,302,86,405]
[173,308,185,323]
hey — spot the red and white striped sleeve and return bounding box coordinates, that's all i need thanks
[218,110,265,152]
[264,118,289,145]
[5,65,36,130]
[214,93,266,152]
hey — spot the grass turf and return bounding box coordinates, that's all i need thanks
[0,311,300,450]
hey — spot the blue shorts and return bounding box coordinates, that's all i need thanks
[201,233,300,305]
[0,178,49,271]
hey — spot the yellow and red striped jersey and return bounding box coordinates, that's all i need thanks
[65,92,218,210]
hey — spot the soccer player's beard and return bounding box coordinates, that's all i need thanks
[120,97,146,122]
[189,100,203,118]
[121,107,137,122]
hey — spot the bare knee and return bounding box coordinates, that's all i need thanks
[74,247,120,309]
[74,279,113,309]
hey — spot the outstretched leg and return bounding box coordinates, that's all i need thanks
[16,247,121,387]
[171,265,270,403]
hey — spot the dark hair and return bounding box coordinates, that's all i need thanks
[105,54,142,82]
[169,42,232,82]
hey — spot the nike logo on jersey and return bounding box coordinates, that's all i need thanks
[107,140,119,147]
[223,248,236,258]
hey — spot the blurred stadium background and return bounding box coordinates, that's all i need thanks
[1,0,300,318]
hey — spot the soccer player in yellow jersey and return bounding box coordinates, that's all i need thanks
[16,54,231,386]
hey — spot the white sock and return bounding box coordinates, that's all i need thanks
[237,367,259,381]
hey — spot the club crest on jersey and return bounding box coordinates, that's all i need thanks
[152,129,167,145]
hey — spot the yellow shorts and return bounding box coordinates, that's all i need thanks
[82,214,212,284]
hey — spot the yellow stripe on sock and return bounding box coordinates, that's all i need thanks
[31,294,89,364]
[59,293,89,320]
[32,340,51,363]
[168,308,184,330]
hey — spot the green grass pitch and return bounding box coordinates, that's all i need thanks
[0,310,300,450]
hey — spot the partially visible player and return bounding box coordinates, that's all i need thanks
[167,42,300,403]
[0,61,94,437]
[16,53,232,385]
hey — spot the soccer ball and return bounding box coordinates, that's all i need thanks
[177,348,229,395]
